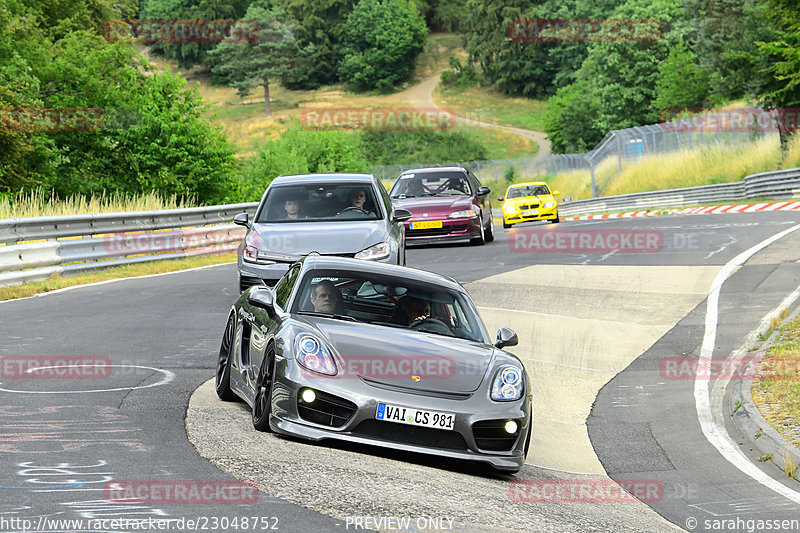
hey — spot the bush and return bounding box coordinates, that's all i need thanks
[360,130,488,165]
[234,122,367,202]
[440,56,480,89]
[338,0,427,91]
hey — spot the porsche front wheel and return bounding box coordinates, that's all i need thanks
[216,314,237,401]
[252,346,276,432]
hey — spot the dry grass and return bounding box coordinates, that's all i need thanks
[752,315,800,450]
[0,253,236,301]
[1,189,198,219]
[435,85,549,133]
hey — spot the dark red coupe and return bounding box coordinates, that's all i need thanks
[389,167,494,245]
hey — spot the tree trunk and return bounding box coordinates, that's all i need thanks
[264,79,271,117]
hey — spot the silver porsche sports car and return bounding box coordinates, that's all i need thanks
[215,256,531,473]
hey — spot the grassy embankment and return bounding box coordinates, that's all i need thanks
[752,314,800,478]
[487,133,800,204]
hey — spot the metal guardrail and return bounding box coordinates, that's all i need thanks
[1,167,798,288]
[0,203,259,288]
[558,168,800,216]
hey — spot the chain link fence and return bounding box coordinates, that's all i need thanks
[372,108,781,197]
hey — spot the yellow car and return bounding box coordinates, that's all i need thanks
[500,182,560,228]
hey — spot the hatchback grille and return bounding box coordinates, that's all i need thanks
[520,203,540,210]
[351,420,468,451]
[472,419,521,452]
[408,227,450,237]
[296,390,357,428]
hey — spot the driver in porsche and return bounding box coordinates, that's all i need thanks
[404,297,431,325]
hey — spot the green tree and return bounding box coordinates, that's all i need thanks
[273,0,354,90]
[754,0,800,149]
[236,122,366,201]
[207,3,302,116]
[140,0,251,69]
[1,2,238,203]
[652,42,710,115]
[338,0,427,91]
[543,80,604,154]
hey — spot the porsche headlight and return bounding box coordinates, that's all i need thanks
[295,334,337,376]
[355,242,390,261]
[449,210,477,218]
[491,365,524,401]
[544,201,556,208]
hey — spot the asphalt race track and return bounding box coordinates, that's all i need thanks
[1,211,800,532]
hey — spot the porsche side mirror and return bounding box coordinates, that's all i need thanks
[495,327,518,349]
[478,186,491,196]
[392,208,413,222]
[248,287,274,311]
[233,212,250,227]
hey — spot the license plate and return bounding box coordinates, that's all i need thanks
[522,209,538,216]
[410,220,443,230]
[375,402,455,430]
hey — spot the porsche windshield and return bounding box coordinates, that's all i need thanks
[256,184,382,222]
[291,269,488,342]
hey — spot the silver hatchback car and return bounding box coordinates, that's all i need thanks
[235,173,412,292]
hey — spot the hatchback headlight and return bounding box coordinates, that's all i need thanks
[295,334,337,376]
[503,204,519,214]
[449,210,477,218]
[544,201,556,208]
[491,365,524,401]
[355,242,390,260]
[243,231,261,263]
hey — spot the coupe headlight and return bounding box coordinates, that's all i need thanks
[355,242,390,260]
[295,334,337,376]
[491,365,524,401]
[449,210,477,219]
[544,201,556,208]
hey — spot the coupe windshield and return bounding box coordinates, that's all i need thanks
[390,172,472,198]
[291,269,488,342]
[256,183,382,223]
[507,185,550,198]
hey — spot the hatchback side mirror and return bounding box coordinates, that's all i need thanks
[552,190,561,196]
[498,196,504,202]
[248,287,274,311]
[233,212,250,227]
[494,327,518,349]
[478,186,491,196]
[392,208,413,222]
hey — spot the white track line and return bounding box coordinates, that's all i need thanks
[695,222,800,504]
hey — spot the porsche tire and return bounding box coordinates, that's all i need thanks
[216,314,237,401]
[252,345,276,432]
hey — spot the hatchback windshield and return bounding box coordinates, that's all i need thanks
[507,185,550,198]
[256,184,382,223]
[291,269,487,342]
[390,172,472,198]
